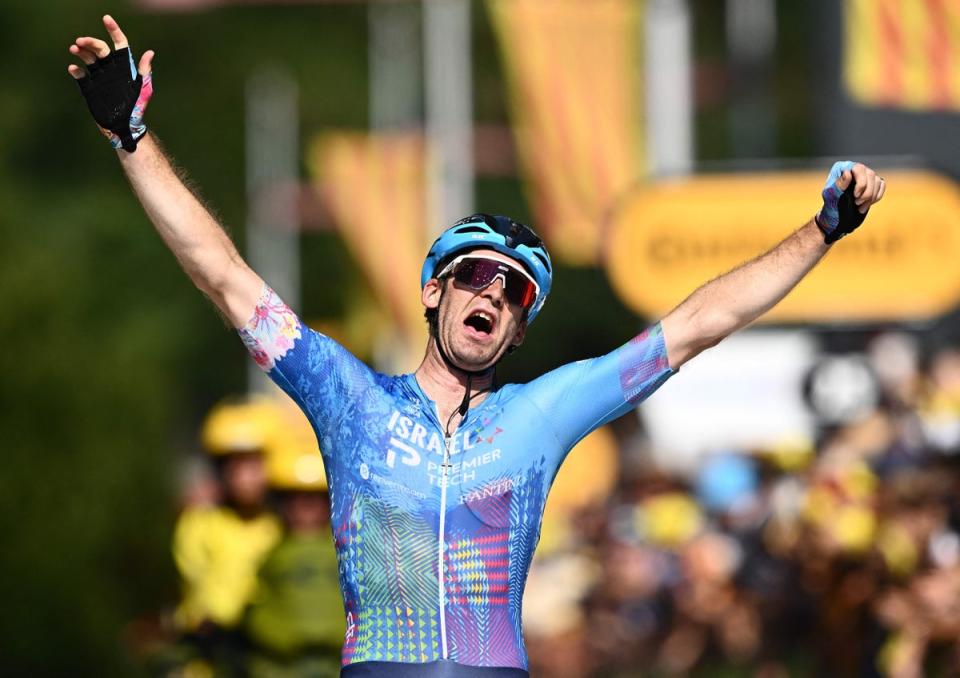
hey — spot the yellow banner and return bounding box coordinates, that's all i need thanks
[606,170,960,323]
[844,0,960,111]
[538,425,618,555]
[488,0,645,265]
[309,132,429,370]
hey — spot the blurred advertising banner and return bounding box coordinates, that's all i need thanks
[309,132,429,371]
[488,0,645,266]
[640,331,818,471]
[844,0,960,112]
[606,169,960,323]
[538,426,619,555]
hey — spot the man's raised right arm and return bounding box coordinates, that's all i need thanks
[118,133,263,327]
[69,15,261,327]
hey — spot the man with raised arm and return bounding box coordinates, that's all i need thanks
[69,16,885,678]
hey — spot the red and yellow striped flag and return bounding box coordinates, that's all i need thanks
[309,132,430,370]
[488,0,646,265]
[844,0,960,111]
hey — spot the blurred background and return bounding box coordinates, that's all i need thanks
[3,0,960,675]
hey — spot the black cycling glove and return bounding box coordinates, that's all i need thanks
[76,47,152,152]
[815,161,868,244]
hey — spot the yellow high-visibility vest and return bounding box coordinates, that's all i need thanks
[172,505,282,630]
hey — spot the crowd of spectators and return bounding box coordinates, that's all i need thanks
[523,331,960,677]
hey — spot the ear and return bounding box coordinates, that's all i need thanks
[422,278,443,310]
[510,318,527,350]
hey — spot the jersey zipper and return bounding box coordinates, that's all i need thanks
[437,429,452,660]
[415,378,467,662]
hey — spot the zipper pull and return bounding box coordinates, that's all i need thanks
[441,436,453,476]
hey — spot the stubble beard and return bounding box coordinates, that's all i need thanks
[441,328,501,372]
[439,312,509,372]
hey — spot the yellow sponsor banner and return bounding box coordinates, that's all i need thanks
[606,170,960,323]
[844,0,960,111]
[309,132,429,370]
[488,0,645,265]
[538,425,618,555]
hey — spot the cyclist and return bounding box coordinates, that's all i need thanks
[69,15,885,678]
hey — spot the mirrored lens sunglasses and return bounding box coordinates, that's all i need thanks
[438,254,539,309]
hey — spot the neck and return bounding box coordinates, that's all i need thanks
[415,338,495,429]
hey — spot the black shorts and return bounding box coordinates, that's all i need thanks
[341,659,530,678]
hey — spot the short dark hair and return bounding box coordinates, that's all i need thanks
[424,275,450,339]
[425,305,440,339]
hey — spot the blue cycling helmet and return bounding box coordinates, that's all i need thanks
[421,214,553,322]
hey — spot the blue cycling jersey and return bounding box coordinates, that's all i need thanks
[239,285,674,672]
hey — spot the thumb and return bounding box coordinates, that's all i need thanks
[835,169,853,192]
[138,50,154,76]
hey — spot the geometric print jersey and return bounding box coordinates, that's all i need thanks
[238,285,674,671]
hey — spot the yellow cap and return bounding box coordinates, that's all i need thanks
[267,447,328,491]
[201,396,285,456]
[266,402,327,491]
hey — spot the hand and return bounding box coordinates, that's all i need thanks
[815,161,886,244]
[68,15,155,152]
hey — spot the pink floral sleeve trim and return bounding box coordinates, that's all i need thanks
[238,285,302,371]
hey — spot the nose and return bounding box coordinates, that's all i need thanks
[481,275,506,307]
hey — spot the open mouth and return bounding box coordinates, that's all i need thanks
[464,311,495,337]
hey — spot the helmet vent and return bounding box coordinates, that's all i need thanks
[453,225,489,235]
[534,251,551,273]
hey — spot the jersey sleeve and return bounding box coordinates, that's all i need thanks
[237,284,378,438]
[520,322,675,454]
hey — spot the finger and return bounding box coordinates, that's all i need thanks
[876,178,886,203]
[851,164,870,199]
[67,64,87,80]
[70,44,99,65]
[76,36,111,59]
[868,174,880,204]
[103,14,129,50]
[856,173,875,205]
[138,50,155,76]
[868,176,884,205]
[867,172,880,203]
[858,176,882,214]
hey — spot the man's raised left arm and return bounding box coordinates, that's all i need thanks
[661,161,886,369]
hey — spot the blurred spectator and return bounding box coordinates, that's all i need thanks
[243,417,344,677]
[171,397,283,673]
[919,347,960,452]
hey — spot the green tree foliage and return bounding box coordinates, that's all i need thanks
[1,1,367,673]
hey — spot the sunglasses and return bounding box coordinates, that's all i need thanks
[438,254,540,309]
